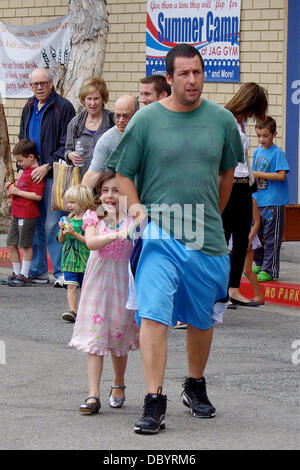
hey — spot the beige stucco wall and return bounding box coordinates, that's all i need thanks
[0,0,287,158]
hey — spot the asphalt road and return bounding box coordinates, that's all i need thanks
[0,278,299,451]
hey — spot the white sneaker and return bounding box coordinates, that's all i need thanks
[174,322,187,329]
[54,275,64,288]
[31,273,50,284]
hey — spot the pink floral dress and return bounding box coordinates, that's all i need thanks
[69,210,139,357]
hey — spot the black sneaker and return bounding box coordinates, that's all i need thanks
[8,274,32,287]
[182,377,216,418]
[0,273,17,285]
[134,388,167,434]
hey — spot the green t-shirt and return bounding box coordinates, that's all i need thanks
[59,218,90,273]
[106,99,244,255]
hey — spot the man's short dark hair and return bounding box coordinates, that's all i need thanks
[13,139,38,159]
[165,44,204,78]
[140,75,171,96]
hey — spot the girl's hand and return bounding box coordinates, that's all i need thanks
[116,227,129,239]
[58,220,64,230]
[63,225,75,236]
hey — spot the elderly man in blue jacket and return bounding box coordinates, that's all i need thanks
[19,67,75,286]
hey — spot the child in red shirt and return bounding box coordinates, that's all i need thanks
[1,140,45,286]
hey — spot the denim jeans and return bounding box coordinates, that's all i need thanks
[29,177,67,279]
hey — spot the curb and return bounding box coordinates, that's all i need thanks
[0,246,53,273]
[0,246,299,308]
[240,278,300,308]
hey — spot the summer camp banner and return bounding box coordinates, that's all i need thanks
[146,0,241,82]
[0,15,70,99]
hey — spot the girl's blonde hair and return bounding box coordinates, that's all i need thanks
[225,82,268,122]
[65,184,95,212]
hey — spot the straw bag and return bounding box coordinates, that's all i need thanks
[51,160,80,211]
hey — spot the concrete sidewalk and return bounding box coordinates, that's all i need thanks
[0,234,299,308]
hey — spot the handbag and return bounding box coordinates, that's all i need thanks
[51,160,80,212]
[250,180,257,194]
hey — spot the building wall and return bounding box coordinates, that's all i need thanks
[0,0,287,160]
[103,0,287,157]
[285,0,300,203]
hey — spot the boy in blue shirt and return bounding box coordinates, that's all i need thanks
[252,116,289,282]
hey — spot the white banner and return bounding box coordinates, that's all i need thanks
[0,15,70,99]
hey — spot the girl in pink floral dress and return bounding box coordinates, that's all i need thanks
[69,170,139,414]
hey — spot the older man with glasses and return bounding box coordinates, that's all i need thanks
[82,94,139,190]
[19,67,75,286]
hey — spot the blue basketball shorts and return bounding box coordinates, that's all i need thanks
[132,222,230,330]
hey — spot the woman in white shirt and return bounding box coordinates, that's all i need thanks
[222,83,268,307]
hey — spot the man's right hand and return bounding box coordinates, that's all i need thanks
[81,170,102,189]
[31,165,49,183]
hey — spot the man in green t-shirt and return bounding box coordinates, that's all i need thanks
[107,44,243,435]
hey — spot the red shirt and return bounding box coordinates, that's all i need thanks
[11,168,45,219]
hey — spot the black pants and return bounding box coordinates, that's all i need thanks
[222,183,252,288]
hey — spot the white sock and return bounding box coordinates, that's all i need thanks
[12,262,21,275]
[20,260,31,278]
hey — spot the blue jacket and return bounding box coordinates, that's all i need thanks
[19,88,75,176]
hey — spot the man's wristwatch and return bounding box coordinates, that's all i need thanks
[45,163,52,170]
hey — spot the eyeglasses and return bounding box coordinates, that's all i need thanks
[115,113,133,121]
[30,81,50,89]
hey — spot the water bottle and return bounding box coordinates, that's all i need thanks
[74,140,84,167]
